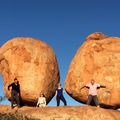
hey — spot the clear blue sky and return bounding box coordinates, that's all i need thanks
[0,0,120,109]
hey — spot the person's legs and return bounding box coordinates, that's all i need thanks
[93,95,100,107]
[16,95,20,107]
[42,104,46,107]
[87,95,93,105]
[11,91,15,109]
[39,104,42,107]
[56,96,60,106]
[60,96,67,106]
[14,91,20,107]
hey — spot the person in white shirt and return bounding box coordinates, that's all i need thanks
[36,93,46,107]
[80,79,106,107]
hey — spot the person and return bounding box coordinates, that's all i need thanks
[80,79,106,107]
[8,78,20,109]
[55,83,67,106]
[36,93,46,107]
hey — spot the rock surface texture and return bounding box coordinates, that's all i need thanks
[0,105,120,120]
[0,38,59,106]
[65,32,120,109]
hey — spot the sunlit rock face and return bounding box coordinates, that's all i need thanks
[65,32,120,109]
[0,38,60,106]
[0,105,120,120]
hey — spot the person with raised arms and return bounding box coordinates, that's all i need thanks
[80,79,106,107]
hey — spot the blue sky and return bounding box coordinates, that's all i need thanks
[0,0,120,109]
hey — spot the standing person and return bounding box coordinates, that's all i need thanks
[55,83,67,106]
[8,78,20,109]
[80,79,106,107]
[36,93,46,107]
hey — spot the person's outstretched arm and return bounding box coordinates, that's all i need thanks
[100,85,106,88]
[8,83,13,91]
[80,86,87,90]
[36,98,39,107]
[63,88,66,93]
[55,90,57,97]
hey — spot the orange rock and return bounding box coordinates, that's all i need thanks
[0,105,120,120]
[65,32,120,109]
[86,32,108,41]
[0,38,60,106]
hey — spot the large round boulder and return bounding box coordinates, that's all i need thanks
[65,32,120,109]
[0,37,60,106]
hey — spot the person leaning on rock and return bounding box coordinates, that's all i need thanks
[36,93,46,107]
[80,79,106,107]
[8,78,21,109]
[55,83,67,106]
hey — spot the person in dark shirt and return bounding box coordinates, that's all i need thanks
[8,78,20,109]
[55,83,67,106]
